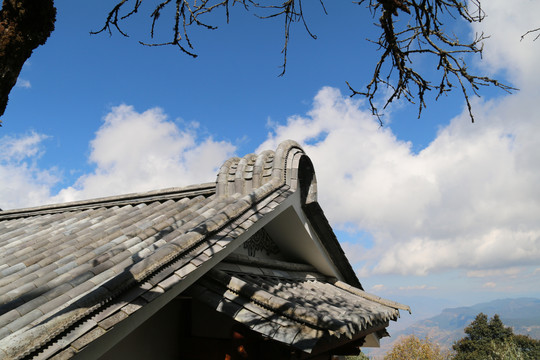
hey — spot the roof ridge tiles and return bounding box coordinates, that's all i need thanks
[216,140,306,198]
[0,183,216,220]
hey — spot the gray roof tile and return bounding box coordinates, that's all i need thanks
[97,311,128,331]
[120,299,146,316]
[48,347,76,360]
[71,327,106,352]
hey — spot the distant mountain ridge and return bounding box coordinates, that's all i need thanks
[420,298,540,335]
[368,297,540,358]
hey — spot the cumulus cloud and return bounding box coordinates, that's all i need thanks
[1,106,236,209]
[259,1,540,276]
[261,85,540,275]
[54,105,236,202]
[0,133,59,209]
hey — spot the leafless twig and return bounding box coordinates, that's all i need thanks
[521,27,540,41]
[92,0,515,124]
[350,0,515,123]
[92,0,323,69]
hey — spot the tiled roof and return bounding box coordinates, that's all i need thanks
[190,254,406,352]
[0,140,408,359]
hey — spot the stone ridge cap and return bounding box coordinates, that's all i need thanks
[0,182,216,219]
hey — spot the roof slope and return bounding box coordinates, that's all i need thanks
[0,140,408,359]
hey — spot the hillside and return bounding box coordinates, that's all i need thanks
[367,297,540,358]
[410,297,540,343]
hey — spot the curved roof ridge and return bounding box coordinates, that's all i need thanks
[1,140,313,219]
[216,140,310,198]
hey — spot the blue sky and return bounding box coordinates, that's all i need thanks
[2,0,540,333]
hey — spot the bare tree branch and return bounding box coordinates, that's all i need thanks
[91,0,322,69]
[0,0,523,127]
[91,0,516,125]
[349,0,516,123]
[521,27,540,41]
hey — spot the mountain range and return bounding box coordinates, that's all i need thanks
[367,297,540,358]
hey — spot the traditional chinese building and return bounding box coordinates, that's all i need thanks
[0,140,409,359]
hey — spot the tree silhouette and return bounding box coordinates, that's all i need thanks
[0,0,56,123]
[453,313,540,360]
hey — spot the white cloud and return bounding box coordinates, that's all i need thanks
[0,133,59,209]
[258,1,540,276]
[471,0,540,88]
[15,79,31,89]
[1,106,236,209]
[0,132,45,162]
[54,105,236,202]
[341,241,370,265]
[260,85,540,275]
